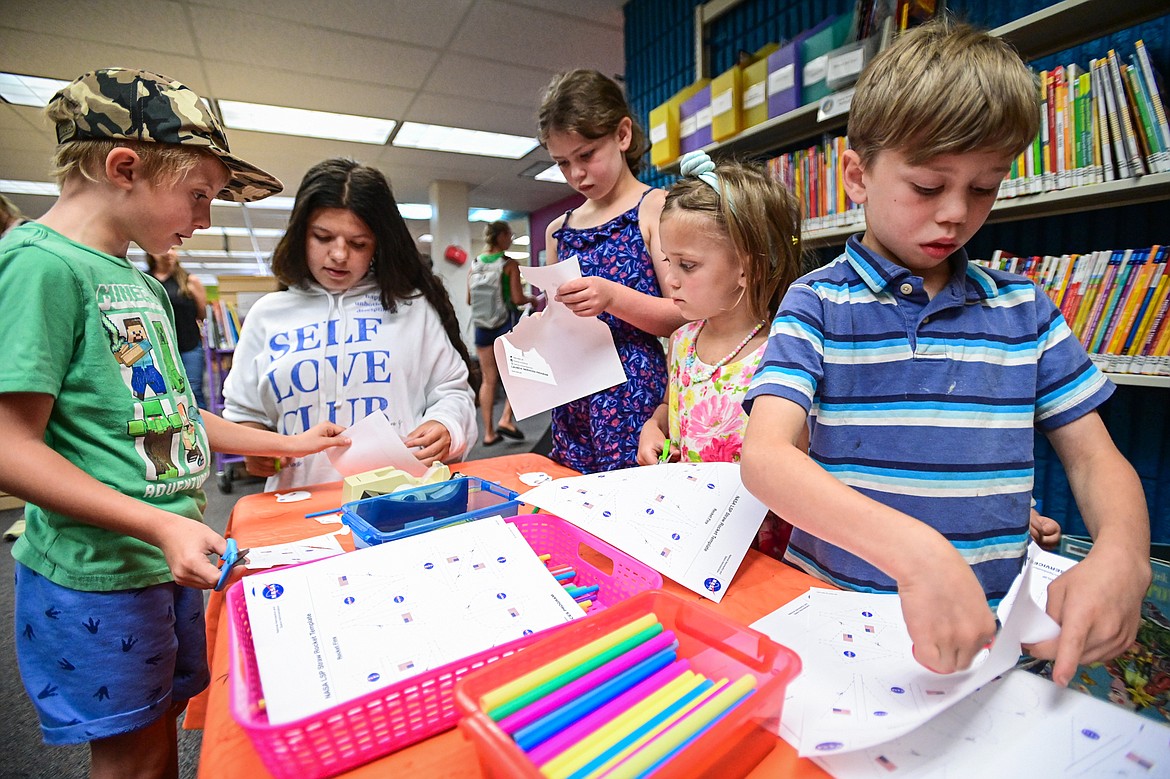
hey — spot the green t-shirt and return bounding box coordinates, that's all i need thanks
[0,223,210,591]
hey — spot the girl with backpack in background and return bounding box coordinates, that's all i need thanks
[467,220,534,446]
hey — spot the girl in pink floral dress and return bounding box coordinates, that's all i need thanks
[636,152,803,559]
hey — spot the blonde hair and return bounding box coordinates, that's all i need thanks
[0,194,24,232]
[662,162,802,323]
[538,69,646,175]
[848,19,1039,166]
[48,139,217,191]
[146,250,193,298]
[483,220,511,252]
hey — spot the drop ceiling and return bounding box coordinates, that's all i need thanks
[0,0,626,276]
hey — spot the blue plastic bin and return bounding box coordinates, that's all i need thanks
[341,476,521,548]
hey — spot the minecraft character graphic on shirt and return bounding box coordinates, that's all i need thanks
[127,397,183,480]
[114,317,168,400]
[177,402,205,468]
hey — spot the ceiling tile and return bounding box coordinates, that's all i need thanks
[2,0,200,57]
[187,6,439,90]
[424,54,555,107]
[451,0,624,75]
[0,29,205,88]
[202,63,413,118]
[189,0,474,46]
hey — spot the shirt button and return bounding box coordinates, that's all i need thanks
[899,282,913,295]
[922,316,931,325]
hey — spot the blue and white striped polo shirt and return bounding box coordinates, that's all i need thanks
[744,236,1113,603]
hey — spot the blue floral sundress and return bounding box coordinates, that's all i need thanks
[550,190,668,472]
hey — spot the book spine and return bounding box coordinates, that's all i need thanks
[1084,250,1126,352]
[1108,248,1155,357]
[1135,40,1170,162]
[1092,60,1120,181]
[1123,61,1160,173]
[1125,246,1167,358]
[1094,249,1140,356]
[1107,49,1148,176]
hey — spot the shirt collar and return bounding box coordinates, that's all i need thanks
[843,234,998,302]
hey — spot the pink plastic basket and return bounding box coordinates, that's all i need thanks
[226,513,662,779]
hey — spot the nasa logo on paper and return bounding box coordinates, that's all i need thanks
[703,577,722,593]
[261,583,285,599]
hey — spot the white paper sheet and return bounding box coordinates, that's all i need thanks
[326,410,426,477]
[495,256,627,420]
[243,517,583,724]
[239,531,347,569]
[519,462,766,602]
[750,546,1067,757]
[811,670,1170,777]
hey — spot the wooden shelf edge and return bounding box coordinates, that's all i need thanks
[801,172,1170,247]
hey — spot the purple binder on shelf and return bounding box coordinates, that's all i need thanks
[766,15,838,119]
[679,86,712,154]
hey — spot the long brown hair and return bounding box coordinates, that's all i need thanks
[538,69,647,175]
[272,158,479,389]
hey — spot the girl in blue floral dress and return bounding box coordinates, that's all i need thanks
[538,70,686,472]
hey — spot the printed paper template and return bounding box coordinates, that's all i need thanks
[520,462,766,602]
[243,517,583,724]
[751,546,1068,757]
[496,256,627,420]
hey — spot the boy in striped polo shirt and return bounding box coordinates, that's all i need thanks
[741,20,1151,686]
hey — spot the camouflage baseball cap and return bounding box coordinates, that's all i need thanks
[47,67,282,202]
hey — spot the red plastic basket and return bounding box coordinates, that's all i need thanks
[226,513,662,779]
[454,590,802,779]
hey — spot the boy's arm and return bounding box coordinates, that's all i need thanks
[1027,410,1151,686]
[0,392,225,588]
[200,410,349,458]
[741,395,998,674]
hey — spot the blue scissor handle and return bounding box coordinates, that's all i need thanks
[215,538,239,592]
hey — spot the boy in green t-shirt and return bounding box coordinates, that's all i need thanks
[0,68,349,777]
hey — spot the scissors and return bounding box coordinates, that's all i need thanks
[214,538,250,592]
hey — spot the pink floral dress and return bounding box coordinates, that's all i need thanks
[666,320,790,559]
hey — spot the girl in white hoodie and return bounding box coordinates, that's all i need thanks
[222,158,478,490]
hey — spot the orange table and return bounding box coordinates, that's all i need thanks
[192,453,829,778]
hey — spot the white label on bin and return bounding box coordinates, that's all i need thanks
[804,55,828,84]
[744,82,766,109]
[768,64,795,93]
[827,48,866,82]
[650,122,668,144]
[696,106,712,128]
[817,86,856,122]
[680,115,697,138]
[711,89,733,116]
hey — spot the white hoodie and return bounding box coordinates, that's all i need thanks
[222,278,477,490]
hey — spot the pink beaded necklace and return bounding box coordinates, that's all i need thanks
[685,320,766,382]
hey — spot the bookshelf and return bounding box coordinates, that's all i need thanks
[657,0,1170,175]
[1106,372,1170,388]
[803,171,1170,248]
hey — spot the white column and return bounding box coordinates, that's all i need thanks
[428,180,473,350]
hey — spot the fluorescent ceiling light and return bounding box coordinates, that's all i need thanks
[393,122,538,159]
[218,99,396,144]
[194,226,285,239]
[217,196,297,211]
[398,203,433,221]
[512,235,530,246]
[418,234,433,243]
[469,208,504,223]
[0,179,60,196]
[0,73,69,107]
[535,164,567,183]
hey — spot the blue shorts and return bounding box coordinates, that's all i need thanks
[473,311,519,348]
[13,563,210,745]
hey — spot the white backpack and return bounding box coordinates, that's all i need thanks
[468,256,510,328]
